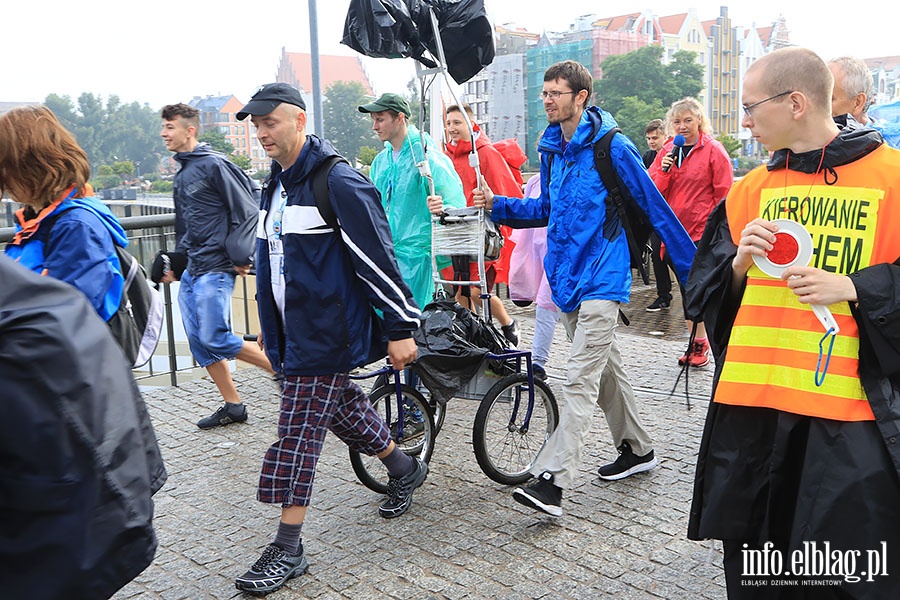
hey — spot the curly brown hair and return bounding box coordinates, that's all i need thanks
[0,106,91,208]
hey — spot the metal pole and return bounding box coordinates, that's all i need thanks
[309,0,324,136]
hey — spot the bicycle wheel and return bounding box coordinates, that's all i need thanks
[349,384,436,494]
[472,373,559,485]
[426,392,447,435]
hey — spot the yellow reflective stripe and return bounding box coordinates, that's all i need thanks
[719,361,867,400]
[729,325,859,359]
[741,282,853,316]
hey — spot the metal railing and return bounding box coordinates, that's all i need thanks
[1,212,256,387]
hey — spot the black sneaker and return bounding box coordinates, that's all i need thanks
[597,441,658,481]
[234,543,309,593]
[389,404,426,442]
[532,364,547,381]
[501,319,520,347]
[197,403,247,430]
[379,458,428,518]
[512,471,563,516]
[646,297,671,312]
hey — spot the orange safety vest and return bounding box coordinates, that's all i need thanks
[716,144,900,421]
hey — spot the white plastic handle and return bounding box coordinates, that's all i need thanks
[811,304,840,335]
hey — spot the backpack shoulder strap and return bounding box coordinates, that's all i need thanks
[312,155,349,231]
[592,127,622,201]
[593,127,650,285]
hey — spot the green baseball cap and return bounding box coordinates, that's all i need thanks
[358,93,411,117]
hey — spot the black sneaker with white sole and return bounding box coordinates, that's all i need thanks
[597,441,658,481]
[645,297,671,312]
[379,458,428,518]
[512,471,563,517]
[235,543,309,594]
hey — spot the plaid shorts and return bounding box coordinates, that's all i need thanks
[257,373,391,507]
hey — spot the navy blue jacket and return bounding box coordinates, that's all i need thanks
[173,143,259,277]
[256,136,421,376]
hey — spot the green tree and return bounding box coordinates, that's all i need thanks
[357,145,379,166]
[322,81,379,162]
[717,134,742,158]
[198,130,235,154]
[230,154,252,171]
[150,180,174,193]
[44,92,164,175]
[595,46,703,118]
[613,97,666,153]
[405,77,425,133]
[112,160,135,180]
[92,174,120,191]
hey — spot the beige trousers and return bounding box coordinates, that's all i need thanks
[531,299,653,489]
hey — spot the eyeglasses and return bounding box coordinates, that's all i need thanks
[539,90,577,101]
[742,91,793,118]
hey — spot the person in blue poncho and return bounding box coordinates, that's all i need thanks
[2,106,128,323]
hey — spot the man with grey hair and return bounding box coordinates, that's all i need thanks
[829,56,875,124]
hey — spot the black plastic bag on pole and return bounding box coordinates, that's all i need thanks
[342,0,495,84]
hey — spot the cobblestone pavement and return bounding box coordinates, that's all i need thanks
[114,283,726,599]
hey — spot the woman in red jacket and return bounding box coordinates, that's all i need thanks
[650,97,734,368]
[444,104,524,346]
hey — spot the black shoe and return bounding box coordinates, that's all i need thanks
[197,403,247,429]
[501,319,520,347]
[380,458,428,518]
[597,441,658,481]
[235,543,309,593]
[532,364,547,381]
[389,404,426,442]
[646,297,671,312]
[512,471,563,516]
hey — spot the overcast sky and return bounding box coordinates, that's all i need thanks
[5,1,898,110]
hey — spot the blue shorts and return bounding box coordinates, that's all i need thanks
[178,270,243,368]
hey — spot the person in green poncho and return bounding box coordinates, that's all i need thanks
[360,93,466,309]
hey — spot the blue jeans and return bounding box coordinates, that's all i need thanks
[532,305,560,367]
[179,270,243,368]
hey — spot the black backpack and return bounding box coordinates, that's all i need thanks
[547,127,653,284]
[43,210,164,368]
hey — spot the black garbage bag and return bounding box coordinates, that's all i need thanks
[411,299,510,405]
[341,0,420,61]
[342,0,494,84]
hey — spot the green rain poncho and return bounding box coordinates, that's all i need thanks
[369,124,465,309]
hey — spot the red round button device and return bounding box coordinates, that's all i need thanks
[752,219,813,278]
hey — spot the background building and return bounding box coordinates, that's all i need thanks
[275,48,374,136]
[189,95,264,171]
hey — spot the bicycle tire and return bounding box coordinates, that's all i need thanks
[427,392,447,435]
[349,384,436,494]
[472,373,559,485]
